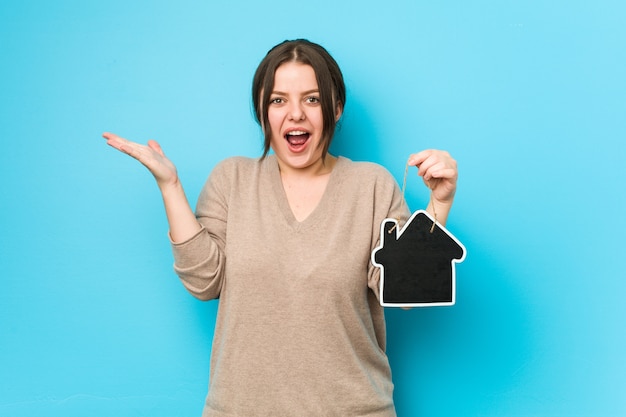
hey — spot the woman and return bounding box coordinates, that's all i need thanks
[103,39,457,416]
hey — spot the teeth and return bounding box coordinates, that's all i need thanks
[287,130,307,136]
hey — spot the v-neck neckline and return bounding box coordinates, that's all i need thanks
[268,155,344,231]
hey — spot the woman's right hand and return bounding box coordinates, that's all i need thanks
[102,132,179,189]
[102,131,202,242]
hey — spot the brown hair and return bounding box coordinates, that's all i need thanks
[252,39,346,158]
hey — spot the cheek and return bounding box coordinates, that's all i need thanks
[267,117,287,148]
[306,108,324,128]
[267,110,284,133]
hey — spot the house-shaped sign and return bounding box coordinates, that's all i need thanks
[371,210,466,307]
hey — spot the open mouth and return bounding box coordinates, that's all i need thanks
[285,130,310,150]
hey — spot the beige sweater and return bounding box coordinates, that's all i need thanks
[171,155,410,417]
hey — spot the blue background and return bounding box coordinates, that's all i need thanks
[1,1,625,416]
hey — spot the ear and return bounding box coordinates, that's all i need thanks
[335,102,343,122]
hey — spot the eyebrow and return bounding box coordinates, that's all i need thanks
[271,89,320,96]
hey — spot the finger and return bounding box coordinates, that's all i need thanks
[102,132,132,147]
[102,132,128,150]
[423,177,440,190]
[423,157,442,176]
[147,139,165,157]
[430,167,458,180]
[108,139,147,165]
[106,137,133,155]
[408,150,442,180]
[102,131,119,147]
[102,131,119,141]
[415,154,441,180]
[413,151,456,179]
[407,150,432,167]
[102,132,149,161]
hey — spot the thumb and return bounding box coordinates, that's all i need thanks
[147,139,165,157]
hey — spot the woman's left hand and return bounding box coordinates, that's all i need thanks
[408,150,458,206]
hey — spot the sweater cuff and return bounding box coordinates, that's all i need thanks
[169,225,211,268]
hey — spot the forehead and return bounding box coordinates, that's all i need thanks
[273,62,318,90]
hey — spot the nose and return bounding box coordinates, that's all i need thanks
[288,101,305,121]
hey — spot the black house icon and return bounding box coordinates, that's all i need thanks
[371,210,466,307]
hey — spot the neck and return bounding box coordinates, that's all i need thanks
[277,154,337,179]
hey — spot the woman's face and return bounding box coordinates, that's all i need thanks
[267,62,327,173]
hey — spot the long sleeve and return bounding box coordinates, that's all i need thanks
[170,160,231,300]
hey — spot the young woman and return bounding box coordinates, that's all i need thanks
[103,39,457,417]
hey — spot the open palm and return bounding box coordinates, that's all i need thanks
[102,132,178,188]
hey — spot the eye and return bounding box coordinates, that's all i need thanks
[269,97,285,105]
[305,96,320,104]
